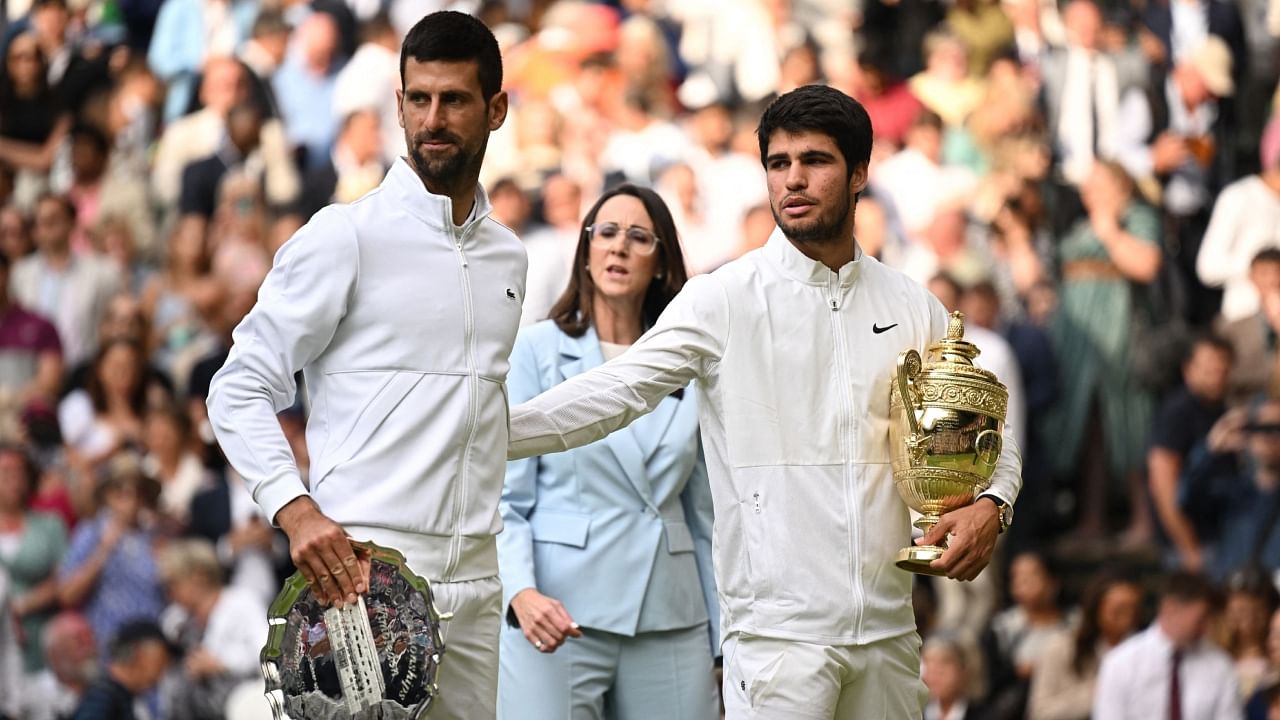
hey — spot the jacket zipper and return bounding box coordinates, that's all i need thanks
[444,211,482,582]
[826,271,865,639]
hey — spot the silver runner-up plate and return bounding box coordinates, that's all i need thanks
[261,541,447,719]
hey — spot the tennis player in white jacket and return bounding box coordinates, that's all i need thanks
[508,86,1023,718]
[207,12,524,718]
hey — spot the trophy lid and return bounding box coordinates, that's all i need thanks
[928,312,982,368]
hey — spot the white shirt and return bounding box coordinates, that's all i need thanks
[1093,624,1241,720]
[509,231,1022,646]
[332,42,405,166]
[1196,175,1280,321]
[872,148,977,237]
[966,325,1027,452]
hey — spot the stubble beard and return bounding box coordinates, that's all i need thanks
[771,191,852,246]
[407,132,489,192]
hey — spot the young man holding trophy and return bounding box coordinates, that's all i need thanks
[208,11,522,719]
[507,85,1022,718]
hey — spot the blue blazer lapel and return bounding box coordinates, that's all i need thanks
[636,390,681,462]
[558,328,658,512]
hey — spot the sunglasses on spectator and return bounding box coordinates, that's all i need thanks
[1243,422,1280,435]
[587,223,659,256]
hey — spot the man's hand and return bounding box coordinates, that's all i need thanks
[1206,406,1249,455]
[185,648,225,679]
[1151,132,1189,174]
[509,588,582,653]
[276,497,367,607]
[918,498,1001,581]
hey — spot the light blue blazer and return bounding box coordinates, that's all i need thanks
[498,320,719,653]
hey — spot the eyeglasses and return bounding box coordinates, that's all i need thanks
[587,222,659,256]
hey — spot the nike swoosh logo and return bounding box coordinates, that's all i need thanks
[872,323,898,334]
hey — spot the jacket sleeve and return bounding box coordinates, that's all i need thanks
[206,207,359,525]
[926,295,1023,507]
[508,274,729,460]
[1195,183,1246,288]
[497,328,547,617]
[680,437,720,657]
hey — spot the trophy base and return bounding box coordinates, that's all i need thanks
[896,545,948,576]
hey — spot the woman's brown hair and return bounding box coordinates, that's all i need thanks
[548,183,689,337]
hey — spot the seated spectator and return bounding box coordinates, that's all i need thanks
[1149,335,1234,572]
[90,215,152,297]
[1094,572,1240,719]
[0,251,62,439]
[1180,397,1280,580]
[1243,606,1280,720]
[984,551,1072,720]
[1218,568,1280,700]
[70,620,175,720]
[332,12,402,166]
[208,173,272,291]
[59,126,150,265]
[178,102,271,221]
[0,33,72,178]
[157,539,267,719]
[146,0,256,122]
[0,205,33,264]
[58,339,149,473]
[23,612,97,720]
[142,404,209,531]
[1218,249,1280,403]
[924,633,991,720]
[908,31,985,127]
[295,108,387,221]
[1027,571,1144,720]
[0,443,67,676]
[62,293,176,410]
[140,216,223,389]
[273,12,344,169]
[57,454,165,659]
[11,193,121,367]
[873,110,977,245]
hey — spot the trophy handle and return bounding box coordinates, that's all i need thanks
[974,428,1002,468]
[896,349,924,438]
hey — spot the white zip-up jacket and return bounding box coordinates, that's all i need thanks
[209,159,527,582]
[509,230,1021,646]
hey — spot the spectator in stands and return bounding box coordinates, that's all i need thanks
[146,0,256,122]
[58,453,165,660]
[142,404,208,531]
[1094,572,1240,719]
[178,102,272,221]
[984,551,1072,720]
[333,12,402,166]
[1045,160,1161,548]
[488,177,532,237]
[923,632,990,720]
[0,33,71,178]
[1219,567,1279,700]
[24,612,98,720]
[140,220,222,389]
[10,193,120,366]
[58,339,149,472]
[274,12,344,169]
[1027,571,1144,720]
[521,173,584,327]
[71,619,175,720]
[0,443,67,677]
[1197,118,1280,324]
[1244,606,1280,720]
[873,110,977,244]
[909,30,985,127]
[1180,396,1280,580]
[1217,248,1280,402]
[0,206,32,264]
[295,108,386,220]
[1149,334,1234,571]
[0,250,62,430]
[156,538,266,720]
[237,10,290,114]
[151,56,298,215]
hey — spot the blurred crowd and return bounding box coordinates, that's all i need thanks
[0,0,1278,717]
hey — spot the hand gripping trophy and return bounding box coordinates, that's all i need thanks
[889,312,1009,575]
[260,542,449,719]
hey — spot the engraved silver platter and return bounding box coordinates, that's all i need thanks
[261,541,446,719]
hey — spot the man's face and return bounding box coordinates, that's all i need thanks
[1182,344,1231,403]
[32,198,72,252]
[1163,598,1213,647]
[764,129,864,245]
[132,640,171,689]
[397,58,507,191]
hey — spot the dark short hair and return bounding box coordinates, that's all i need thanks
[400,11,502,100]
[1160,571,1221,608]
[70,124,110,156]
[549,184,689,338]
[1252,248,1280,267]
[757,85,872,179]
[35,192,76,224]
[0,442,37,506]
[108,619,177,663]
[1186,332,1234,361]
[251,10,290,38]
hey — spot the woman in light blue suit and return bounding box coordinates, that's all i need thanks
[497,185,719,719]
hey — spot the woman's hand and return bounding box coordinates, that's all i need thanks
[510,588,583,653]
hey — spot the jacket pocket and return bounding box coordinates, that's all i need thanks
[529,509,591,548]
[310,371,425,491]
[664,521,695,554]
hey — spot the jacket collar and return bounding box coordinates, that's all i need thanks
[763,227,863,288]
[385,157,493,233]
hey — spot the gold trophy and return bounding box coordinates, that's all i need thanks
[889,312,1008,575]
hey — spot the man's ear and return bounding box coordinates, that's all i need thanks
[396,88,405,129]
[849,163,869,195]
[488,91,509,132]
